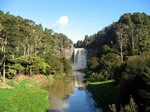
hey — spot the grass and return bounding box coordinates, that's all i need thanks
[87,80,118,111]
[0,79,48,112]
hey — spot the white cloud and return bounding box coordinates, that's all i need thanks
[53,16,69,30]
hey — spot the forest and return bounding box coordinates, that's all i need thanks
[0,10,150,112]
[0,10,74,111]
[0,10,73,80]
[76,12,150,111]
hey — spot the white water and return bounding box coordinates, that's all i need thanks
[73,48,87,70]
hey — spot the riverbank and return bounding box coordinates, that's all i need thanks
[0,74,55,112]
[87,80,118,111]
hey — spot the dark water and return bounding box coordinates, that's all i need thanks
[47,73,103,112]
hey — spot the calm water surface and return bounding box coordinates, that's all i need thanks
[47,72,103,112]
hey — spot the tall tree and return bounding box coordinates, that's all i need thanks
[114,23,129,62]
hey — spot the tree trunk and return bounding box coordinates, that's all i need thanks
[23,45,26,56]
[3,58,5,83]
[27,44,30,56]
[29,66,32,76]
[3,37,7,83]
[120,33,123,63]
[131,28,134,55]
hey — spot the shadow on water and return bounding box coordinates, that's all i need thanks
[87,81,117,111]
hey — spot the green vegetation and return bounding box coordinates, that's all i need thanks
[80,12,150,81]
[0,10,73,112]
[0,9,150,112]
[109,96,138,112]
[0,79,48,112]
[114,53,150,111]
[0,10,73,81]
[81,12,150,111]
[87,80,118,111]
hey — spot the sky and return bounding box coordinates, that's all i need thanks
[0,0,150,43]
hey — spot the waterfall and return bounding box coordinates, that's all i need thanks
[73,48,87,70]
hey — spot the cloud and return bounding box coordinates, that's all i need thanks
[53,16,69,30]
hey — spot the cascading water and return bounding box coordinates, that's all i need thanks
[73,48,87,70]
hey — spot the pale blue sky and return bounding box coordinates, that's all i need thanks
[0,0,150,43]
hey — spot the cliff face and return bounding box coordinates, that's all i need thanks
[55,44,74,60]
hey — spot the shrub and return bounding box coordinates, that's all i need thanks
[114,53,150,111]
[61,58,72,75]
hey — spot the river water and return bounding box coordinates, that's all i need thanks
[47,71,103,112]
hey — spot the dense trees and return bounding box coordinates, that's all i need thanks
[79,12,150,111]
[115,53,150,111]
[80,12,150,77]
[0,10,73,80]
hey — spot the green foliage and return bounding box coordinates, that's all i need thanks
[114,52,150,111]
[102,44,113,54]
[14,56,51,75]
[6,68,17,78]
[100,53,121,71]
[85,70,109,82]
[119,13,133,26]
[0,10,73,78]
[11,63,25,72]
[29,56,51,74]
[87,53,121,81]
[78,12,150,72]
[61,58,72,75]
[88,57,100,71]
[124,96,138,112]
[109,96,138,112]
[46,55,64,72]
[82,12,150,112]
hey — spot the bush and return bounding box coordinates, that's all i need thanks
[109,96,138,112]
[61,58,72,75]
[45,55,64,73]
[6,68,17,78]
[88,57,100,71]
[114,53,150,111]
[15,56,51,75]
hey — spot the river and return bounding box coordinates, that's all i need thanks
[47,71,103,112]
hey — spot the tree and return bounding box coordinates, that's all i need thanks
[0,10,72,78]
[88,57,100,71]
[114,23,129,62]
[0,24,5,82]
[100,53,121,77]
[115,53,150,111]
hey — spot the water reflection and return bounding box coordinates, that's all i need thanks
[47,73,103,112]
[47,77,74,100]
[46,77,74,112]
[64,88,102,112]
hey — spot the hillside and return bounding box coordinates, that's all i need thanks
[0,10,73,78]
[77,12,150,111]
